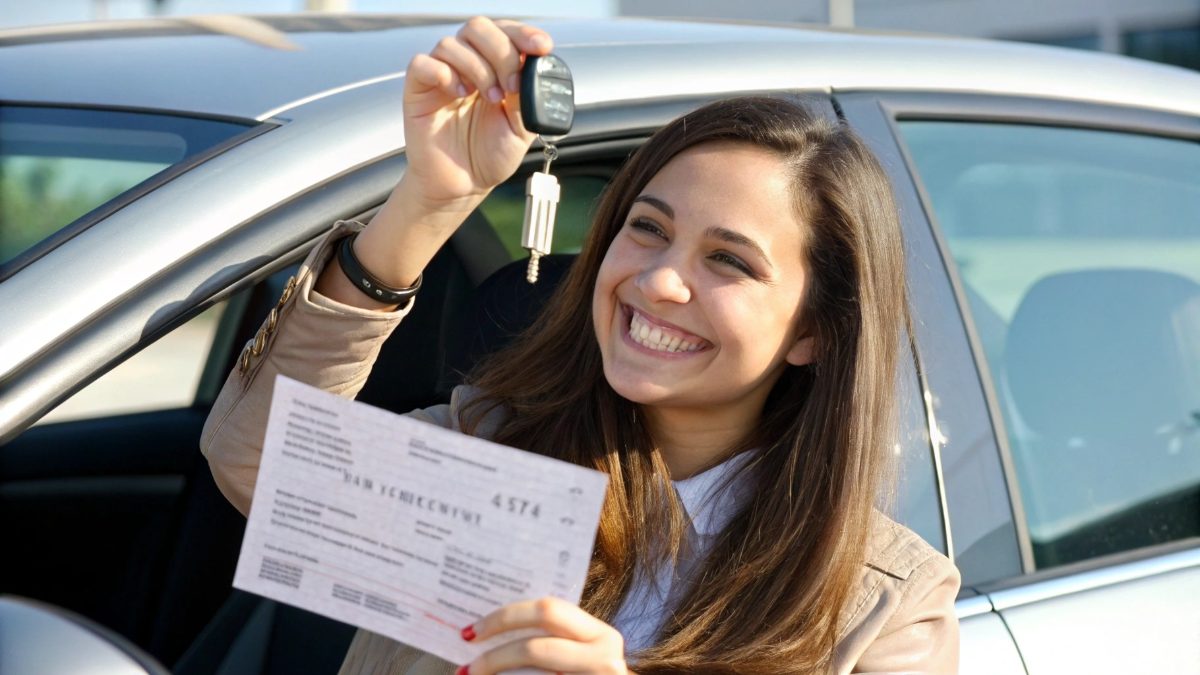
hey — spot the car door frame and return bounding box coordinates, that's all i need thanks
[842,89,1200,672]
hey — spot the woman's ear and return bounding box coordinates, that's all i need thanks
[786,334,816,367]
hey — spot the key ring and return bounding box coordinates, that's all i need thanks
[537,134,561,172]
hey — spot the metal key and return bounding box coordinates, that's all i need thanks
[522,142,560,283]
[519,54,574,283]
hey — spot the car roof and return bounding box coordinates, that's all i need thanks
[3,13,1200,121]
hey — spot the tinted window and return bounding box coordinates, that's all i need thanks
[479,174,608,258]
[1125,24,1200,72]
[899,121,1200,568]
[0,105,250,267]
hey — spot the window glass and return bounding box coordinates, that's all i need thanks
[478,174,608,258]
[1016,33,1101,52]
[0,106,251,267]
[899,121,1200,568]
[1124,25,1200,72]
[38,303,226,424]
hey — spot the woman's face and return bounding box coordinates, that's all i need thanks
[592,141,816,415]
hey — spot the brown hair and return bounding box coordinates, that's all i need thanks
[461,96,909,673]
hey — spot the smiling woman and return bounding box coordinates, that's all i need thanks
[200,16,958,675]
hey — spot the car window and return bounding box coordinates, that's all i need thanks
[898,121,1200,569]
[478,173,609,258]
[37,303,226,425]
[0,105,251,268]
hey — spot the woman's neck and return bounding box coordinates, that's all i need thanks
[641,397,766,479]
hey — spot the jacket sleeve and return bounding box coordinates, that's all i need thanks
[850,553,961,674]
[199,219,446,516]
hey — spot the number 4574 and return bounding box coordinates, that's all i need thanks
[492,493,541,518]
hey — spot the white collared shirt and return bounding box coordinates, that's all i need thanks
[611,452,754,653]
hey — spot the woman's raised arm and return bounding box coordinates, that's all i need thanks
[200,18,552,514]
[316,17,552,309]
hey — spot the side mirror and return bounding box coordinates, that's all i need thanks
[0,595,170,674]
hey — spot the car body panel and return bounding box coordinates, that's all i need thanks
[957,597,1027,674]
[990,546,1200,673]
[3,15,1200,120]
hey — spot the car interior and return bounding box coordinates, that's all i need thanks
[1002,268,1200,568]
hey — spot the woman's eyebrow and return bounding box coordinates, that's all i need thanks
[632,194,674,219]
[705,226,773,270]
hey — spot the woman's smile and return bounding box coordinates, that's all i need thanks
[621,303,711,356]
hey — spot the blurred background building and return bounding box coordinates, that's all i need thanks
[0,0,1197,71]
[620,0,1200,72]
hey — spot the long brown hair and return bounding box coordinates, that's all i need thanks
[460,96,909,673]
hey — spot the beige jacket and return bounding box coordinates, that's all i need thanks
[200,220,961,674]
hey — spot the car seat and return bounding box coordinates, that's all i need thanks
[1002,268,1200,566]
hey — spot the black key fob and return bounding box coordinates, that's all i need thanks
[520,54,575,136]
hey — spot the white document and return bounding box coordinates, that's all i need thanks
[233,375,608,667]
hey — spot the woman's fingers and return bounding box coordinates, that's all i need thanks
[406,52,465,100]
[430,35,500,101]
[469,597,612,643]
[467,636,623,675]
[463,598,627,675]
[494,18,554,56]
[458,16,523,95]
[415,18,553,105]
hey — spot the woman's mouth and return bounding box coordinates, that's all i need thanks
[624,306,710,354]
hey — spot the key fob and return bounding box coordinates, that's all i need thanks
[520,54,575,136]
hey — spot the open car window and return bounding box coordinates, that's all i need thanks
[0,105,252,269]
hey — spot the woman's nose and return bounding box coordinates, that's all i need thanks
[635,262,692,304]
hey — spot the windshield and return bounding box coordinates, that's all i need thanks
[0,105,252,269]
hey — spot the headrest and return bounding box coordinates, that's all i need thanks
[1004,268,1200,444]
[439,254,577,393]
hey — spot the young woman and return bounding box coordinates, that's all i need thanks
[201,17,959,675]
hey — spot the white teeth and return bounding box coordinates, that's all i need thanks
[627,309,703,354]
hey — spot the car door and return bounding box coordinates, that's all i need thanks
[852,91,1200,673]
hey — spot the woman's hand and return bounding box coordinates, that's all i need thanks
[401,17,553,212]
[317,18,552,306]
[459,597,629,675]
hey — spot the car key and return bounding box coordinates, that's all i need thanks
[520,54,575,136]
[520,54,574,283]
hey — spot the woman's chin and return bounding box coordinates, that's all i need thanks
[602,368,674,405]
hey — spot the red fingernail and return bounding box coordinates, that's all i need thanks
[456,666,469,675]
[461,624,476,641]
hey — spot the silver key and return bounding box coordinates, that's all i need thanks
[521,140,561,283]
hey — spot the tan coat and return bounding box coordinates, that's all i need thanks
[201,220,961,674]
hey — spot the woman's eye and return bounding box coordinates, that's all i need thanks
[629,217,666,239]
[711,252,754,276]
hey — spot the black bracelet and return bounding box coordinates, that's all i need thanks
[336,233,422,308]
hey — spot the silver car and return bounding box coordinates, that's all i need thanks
[1,14,1198,674]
